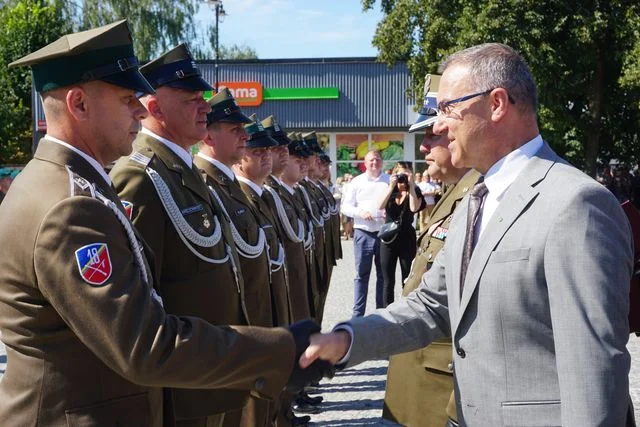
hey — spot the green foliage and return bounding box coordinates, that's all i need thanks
[0,0,68,163]
[363,0,640,175]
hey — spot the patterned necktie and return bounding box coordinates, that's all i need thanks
[460,178,488,296]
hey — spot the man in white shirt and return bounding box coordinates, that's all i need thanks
[301,43,634,427]
[340,150,390,316]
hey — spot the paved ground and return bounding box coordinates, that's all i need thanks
[1,239,640,425]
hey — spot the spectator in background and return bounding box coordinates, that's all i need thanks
[340,150,389,316]
[418,173,438,231]
[377,162,425,307]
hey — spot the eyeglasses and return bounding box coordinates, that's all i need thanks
[436,88,515,117]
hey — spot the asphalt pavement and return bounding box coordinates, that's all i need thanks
[1,239,640,425]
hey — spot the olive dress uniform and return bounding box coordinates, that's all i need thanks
[264,175,313,323]
[297,180,325,320]
[0,138,296,427]
[195,156,275,328]
[383,170,480,427]
[239,178,292,327]
[111,132,256,424]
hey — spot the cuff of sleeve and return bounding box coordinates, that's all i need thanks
[333,323,354,367]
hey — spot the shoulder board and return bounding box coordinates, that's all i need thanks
[128,150,153,169]
[66,166,96,198]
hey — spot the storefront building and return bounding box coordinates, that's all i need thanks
[33,57,428,181]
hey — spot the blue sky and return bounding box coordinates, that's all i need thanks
[195,0,384,59]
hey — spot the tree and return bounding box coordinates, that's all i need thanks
[68,0,200,61]
[363,0,640,175]
[0,0,68,163]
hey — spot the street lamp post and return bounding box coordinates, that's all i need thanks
[204,0,226,91]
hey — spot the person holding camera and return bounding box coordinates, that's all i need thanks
[377,162,426,307]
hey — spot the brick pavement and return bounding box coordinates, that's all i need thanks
[1,240,640,425]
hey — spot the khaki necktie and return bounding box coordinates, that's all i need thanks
[460,179,488,296]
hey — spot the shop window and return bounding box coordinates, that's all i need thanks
[372,133,403,173]
[336,133,367,177]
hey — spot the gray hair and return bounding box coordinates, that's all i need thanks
[440,43,537,112]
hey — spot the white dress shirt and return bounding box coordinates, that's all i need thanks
[195,153,235,180]
[140,127,193,168]
[340,171,390,232]
[44,135,112,186]
[476,135,544,241]
[237,176,263,197]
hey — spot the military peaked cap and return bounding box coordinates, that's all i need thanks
[301,131,324,155]
[409,74,440,133]
[207,88,252,125]
[9,20,153,94]
[140,43,212,91]
[287,136,312,158]
[244,118,279,149]
[261,115,290,146]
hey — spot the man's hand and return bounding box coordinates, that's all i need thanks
[299,331,352,369]
[286,320,335,392]
[360,210,374,220]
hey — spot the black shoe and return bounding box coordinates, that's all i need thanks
[299,391,323,405]
[292,414,311,426]
[293,400,321,414]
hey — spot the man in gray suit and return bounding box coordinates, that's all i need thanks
[300,43,634,427]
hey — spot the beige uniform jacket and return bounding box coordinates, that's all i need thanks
[239,181,292,327]
[110,134,265,419]
[263,177,313,322]
[383,170,480,427]
[194,156,275,328]
[0,140,295,427]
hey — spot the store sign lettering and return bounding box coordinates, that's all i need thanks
[219,81,263,107]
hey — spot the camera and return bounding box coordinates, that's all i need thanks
[395,173,408,184]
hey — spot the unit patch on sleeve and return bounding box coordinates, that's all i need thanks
[75,243,113,286]
[121,201,134,220]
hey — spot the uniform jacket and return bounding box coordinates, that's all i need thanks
[263,177,313,322]
[239,180,292,327]
[110,134,259,418]
[318,180,343,261]
[193,156,274,328]
[0,139,295,427]
[295,184,323,318]
[346,143,634,426]
[384,170,480,427]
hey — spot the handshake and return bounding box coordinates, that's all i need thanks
[285,319,351,392]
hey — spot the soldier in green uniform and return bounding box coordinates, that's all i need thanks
[298,133,330,322]
[262,119,318,427]
[0,21,300,427]
[317,153,343,284]
[196,90,277,427]
[383,75,480,427]
[262,117,313,324]
[235,119,295,426]
[109,44,255,427]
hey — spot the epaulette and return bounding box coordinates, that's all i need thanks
[128,149,153,169]
[66,166,96,198]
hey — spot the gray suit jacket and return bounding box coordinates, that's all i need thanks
[346,142,633,426]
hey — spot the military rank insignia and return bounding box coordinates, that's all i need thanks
[121,200,133,220]
[75,243,112,285]
[432,226,448,241]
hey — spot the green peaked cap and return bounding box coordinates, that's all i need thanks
[141,43,212,91]
[206,87,252,125]
[244,116,279,148]
[10,20,154,94]
[261,115,290,146]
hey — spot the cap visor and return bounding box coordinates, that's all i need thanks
[274,134,291,146]
[247,135,279,148]
[164,75,214,91]
[218,112,254,124]
[102,69,155,94]
[408,115,437,133]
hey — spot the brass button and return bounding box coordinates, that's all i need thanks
[428,253,433,260]
[447,362,454,372]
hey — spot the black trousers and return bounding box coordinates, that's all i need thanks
[379,226,417,307]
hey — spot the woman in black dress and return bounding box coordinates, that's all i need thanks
[377,162,426,307]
